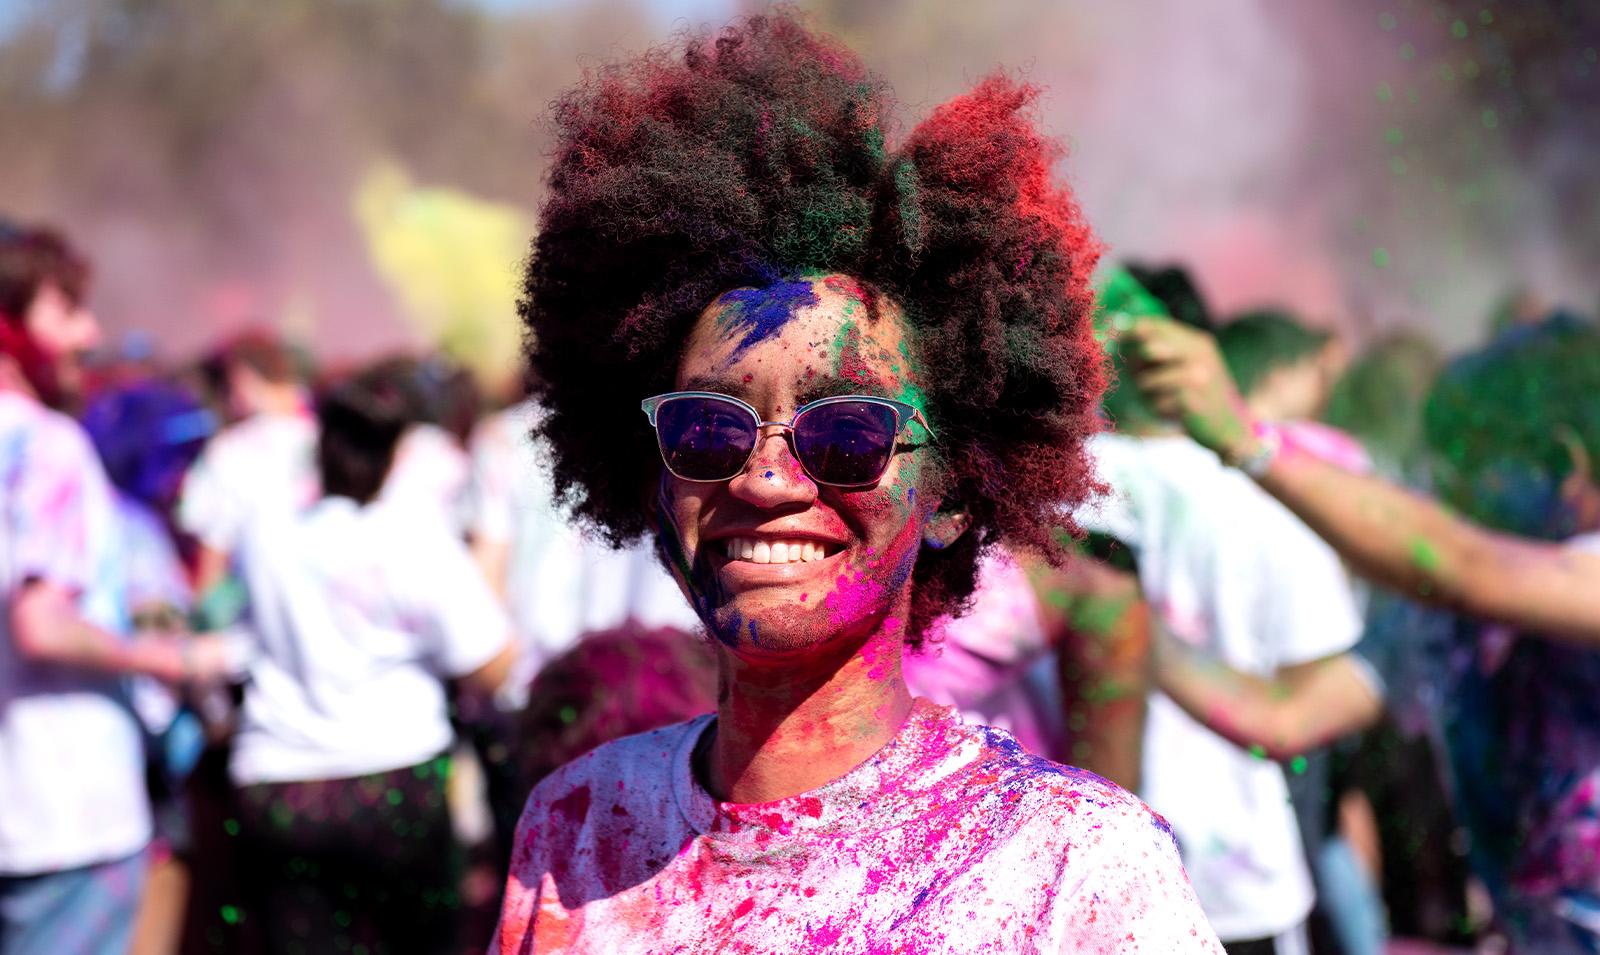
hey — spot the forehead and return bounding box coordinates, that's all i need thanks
[677,275,917,399]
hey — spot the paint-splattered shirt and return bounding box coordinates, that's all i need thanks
[0,391,148,874]
[494,699,1222,953]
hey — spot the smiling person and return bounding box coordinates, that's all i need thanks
[491,13,1221,954]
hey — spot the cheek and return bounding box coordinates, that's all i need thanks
[655,477,704,580]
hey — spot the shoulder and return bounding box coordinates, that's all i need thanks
[18,400,95,462]
[964,722,1176,853]
[508,717,706,877]
[6,402,108,495]
[518,716,705,830]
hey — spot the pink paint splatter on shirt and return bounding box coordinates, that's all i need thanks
[493,701,1222,953]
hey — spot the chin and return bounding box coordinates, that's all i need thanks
[704,587,888,658]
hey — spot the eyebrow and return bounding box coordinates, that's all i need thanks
[681,374,747,395]
[797,373,893,405]
[678,372,896,406]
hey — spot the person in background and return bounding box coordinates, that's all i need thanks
[514,621,718,788]
[177,329,318,596]
[368,355,475,531]
[902,545,1151,791]
[1321,331,1443,483]
[464,392,703,696]
[80,379,216,955]
[1217,309,1344,422]
[1214,306,1385,955]
[1133,310,1600,954]
[0,221,227,955]
[224,363,516,955]
[1080,266,1363,955]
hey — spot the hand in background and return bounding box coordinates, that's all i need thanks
[1124,317,1257,461]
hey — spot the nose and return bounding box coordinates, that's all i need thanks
[726,425,816,509]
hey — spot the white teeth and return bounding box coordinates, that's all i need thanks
[721,538,832,564]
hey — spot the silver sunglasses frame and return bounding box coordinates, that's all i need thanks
[640,390,935,487]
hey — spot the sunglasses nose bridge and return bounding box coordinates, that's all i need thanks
[739,422,805,477]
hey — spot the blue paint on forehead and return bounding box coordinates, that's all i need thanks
[715,281,820,360]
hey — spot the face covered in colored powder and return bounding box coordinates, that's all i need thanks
[656,273,941,660]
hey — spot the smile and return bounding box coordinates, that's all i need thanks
[721,537,840,564]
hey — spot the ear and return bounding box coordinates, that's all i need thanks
[921,508,972,551]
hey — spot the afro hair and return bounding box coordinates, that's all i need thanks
[522,10,1104,639]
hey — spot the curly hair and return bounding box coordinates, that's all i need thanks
[523,11,1104,638]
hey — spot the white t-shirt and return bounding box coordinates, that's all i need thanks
[177,411,318,555]
[495,699,1223,953]
[228,495,510,785]
[465,402,701,678]
[0,392,150,874]
[383,423,471,533]
[1077,433,1362,941]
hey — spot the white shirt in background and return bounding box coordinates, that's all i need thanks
[177,411,318,555]
[383,423,471,533]
[228,495,510,785]
[464,402,701,685]
[1077,432,1362,943]
[0,392,150,874]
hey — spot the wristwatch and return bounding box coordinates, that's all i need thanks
[1225,423,1281,479]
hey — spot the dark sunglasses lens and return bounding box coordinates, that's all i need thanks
[793,401,900,486]
[654,397,757,481]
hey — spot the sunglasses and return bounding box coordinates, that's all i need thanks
[641,391,935,487]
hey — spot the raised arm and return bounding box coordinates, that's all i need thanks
[1129,317,1600,646]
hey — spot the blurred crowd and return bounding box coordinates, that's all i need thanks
[1,213,1597,955]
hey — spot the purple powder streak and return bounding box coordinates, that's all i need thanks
[716,282,820,361]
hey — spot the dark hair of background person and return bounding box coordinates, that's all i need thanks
[1423,311,1600,540]
[315,365,416,505]
[0,220,89,321]
[521,11,1106,641]
[1322,331,1444,480]
[362,353,484,444]
[1125,263,1214,334]
[515,623,718,788]
[1215,308,1333,398]
[0,220,91,406]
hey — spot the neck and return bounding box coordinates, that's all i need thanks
[702,614,914,804]
[0,357,36,399]
[255,384,306,417]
